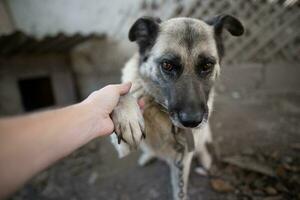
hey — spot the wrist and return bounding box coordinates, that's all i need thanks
[76,100,109,138]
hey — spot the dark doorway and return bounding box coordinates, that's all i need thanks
[18,76,55,112]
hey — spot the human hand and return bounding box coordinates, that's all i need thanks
[81,82,132,137]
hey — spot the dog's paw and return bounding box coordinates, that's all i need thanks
[194,166,208,176]
[110,134,131,158]
[200,150,212,170]
[112,95,145,149]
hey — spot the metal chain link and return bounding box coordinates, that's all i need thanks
[172,125,185,200]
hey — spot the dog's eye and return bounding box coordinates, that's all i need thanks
[202,62,214,72]
[198,62,214,76]
[161,62,174,71]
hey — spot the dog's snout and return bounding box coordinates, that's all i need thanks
[178,111,203,128]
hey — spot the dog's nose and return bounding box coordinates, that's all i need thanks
[178,111,203,128]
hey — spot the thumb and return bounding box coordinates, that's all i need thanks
[118,82,132,95]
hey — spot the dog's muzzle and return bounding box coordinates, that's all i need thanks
[170,109,208,128]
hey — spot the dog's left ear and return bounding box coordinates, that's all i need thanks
[129,16,161,54]
[206,14,244,36]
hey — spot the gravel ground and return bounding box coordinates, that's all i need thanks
[9,86,300,200]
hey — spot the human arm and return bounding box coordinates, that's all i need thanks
[0,82,131,199]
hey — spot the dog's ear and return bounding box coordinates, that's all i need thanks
[206,14,244,36]
[129,16,161,54]
[206,14,244,59]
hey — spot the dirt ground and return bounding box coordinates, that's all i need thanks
[9,72,300,200]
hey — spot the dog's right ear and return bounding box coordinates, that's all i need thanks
[129,17,161,54]
[205,14,244,59]
[206,14,244,36]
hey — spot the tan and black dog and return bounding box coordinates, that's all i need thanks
[111,15,244,200]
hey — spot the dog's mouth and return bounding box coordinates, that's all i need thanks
[150,97,209,129]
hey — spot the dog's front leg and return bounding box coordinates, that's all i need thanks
[110,94,145,158]
[194,124,213,170]
[169,152,193,200]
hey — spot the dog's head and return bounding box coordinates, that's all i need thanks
[129,15,244,128]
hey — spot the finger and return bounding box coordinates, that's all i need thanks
[118,82,132,95]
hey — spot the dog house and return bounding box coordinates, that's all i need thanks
[0,31,98,116]
[0,30,133,116]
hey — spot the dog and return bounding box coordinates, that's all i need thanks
[110,14,244,200]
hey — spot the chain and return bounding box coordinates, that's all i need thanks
[136,92,188,199]
[172,125,185,200]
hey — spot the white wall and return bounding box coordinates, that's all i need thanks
[7,0,142,38]
[0,0,14,34]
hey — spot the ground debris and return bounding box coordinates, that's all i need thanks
[291,143,300,151]
[208,151,300,199]
[264,186,277,195]
[262,196,283,200]
[222,155,276,177]
[210,178,234,193]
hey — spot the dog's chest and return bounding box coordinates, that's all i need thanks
[142,96,194,158]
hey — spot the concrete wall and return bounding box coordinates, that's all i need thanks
[70,37,300,101]
[0,55,77,116]
[0,0,14,34]
[71,38,136,99]
[2,0,299,115]
[216,61,300,100]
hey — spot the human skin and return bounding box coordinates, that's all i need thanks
[0,82,131,199]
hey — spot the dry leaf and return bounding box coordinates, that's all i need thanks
[276,166,286,178]
[262,196,283,200]
[291,143,300,151]
[265,186,277,195]
[210,178,234,193]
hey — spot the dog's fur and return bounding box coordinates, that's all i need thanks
[111,15,244,200]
